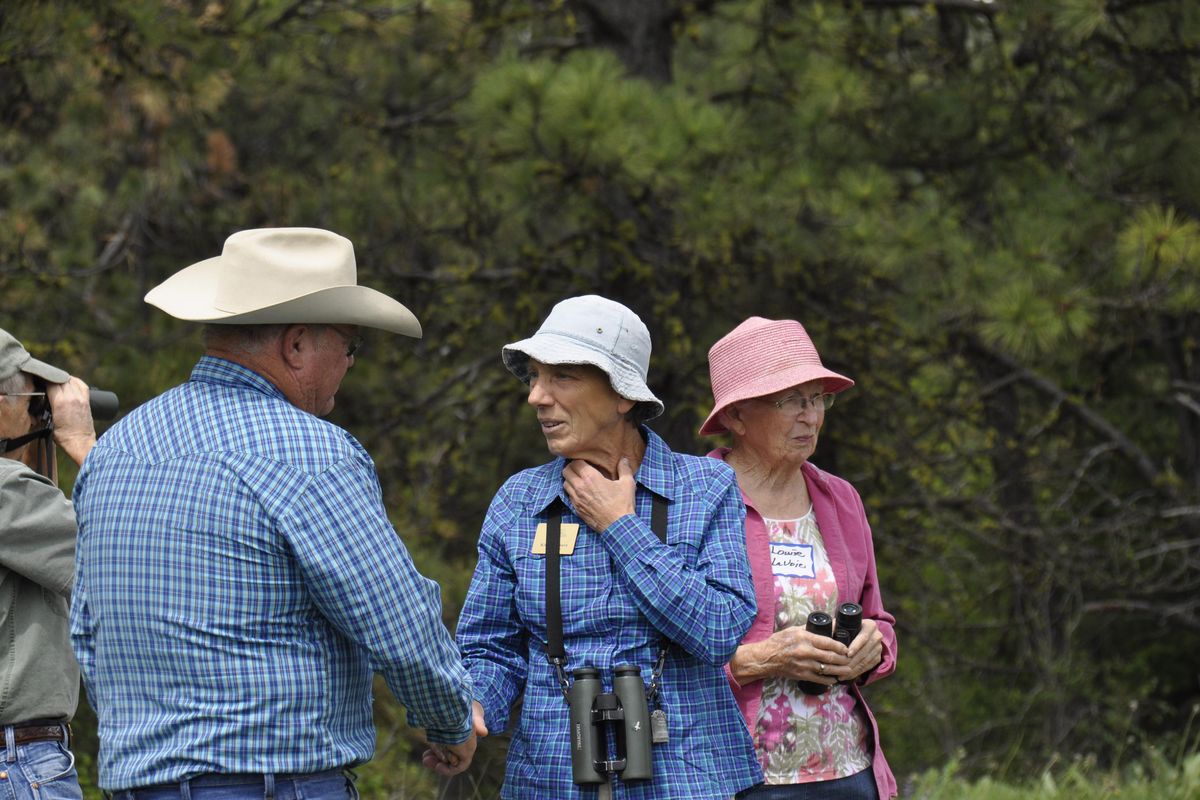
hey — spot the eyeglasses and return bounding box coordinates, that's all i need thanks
[769,391,835,415]
[328,326,364,358]
[0,392,49,426]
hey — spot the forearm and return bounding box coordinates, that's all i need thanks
[728,639,775,685]
[56,433,96,467]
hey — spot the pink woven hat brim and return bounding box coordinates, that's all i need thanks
[699,317,854,436]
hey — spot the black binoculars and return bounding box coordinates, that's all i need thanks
[799,602,863,695]
[28,388,119,421]
[89,389,119,420]
[567,665,653,784]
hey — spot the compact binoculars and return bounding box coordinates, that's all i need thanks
[567,665,653,784]
[798,602,863,695]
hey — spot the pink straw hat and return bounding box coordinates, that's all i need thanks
[699,317,854,436]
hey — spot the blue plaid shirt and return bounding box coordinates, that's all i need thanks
[457,428,762,799]
[70,356,473,791]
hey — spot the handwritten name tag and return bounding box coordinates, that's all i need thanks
[770,542,815,578]
[531,522,580,555]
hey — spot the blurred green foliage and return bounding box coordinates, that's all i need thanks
[4,0,1200,797]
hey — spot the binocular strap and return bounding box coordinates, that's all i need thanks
[545,494,671,702]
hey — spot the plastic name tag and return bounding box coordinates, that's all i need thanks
[532,522,580,555]
[769,542,815,578]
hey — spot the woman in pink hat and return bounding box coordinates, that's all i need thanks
[701,317,897,800]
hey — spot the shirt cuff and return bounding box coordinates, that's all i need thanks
[423,704,474,745]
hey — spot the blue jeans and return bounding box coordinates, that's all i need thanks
[106,769,358,800]
[737,767,879,800]
[0,724,83,800]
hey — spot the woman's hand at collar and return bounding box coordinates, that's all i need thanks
[563,457,637,532]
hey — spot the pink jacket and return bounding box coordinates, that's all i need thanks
[708,448,898,799]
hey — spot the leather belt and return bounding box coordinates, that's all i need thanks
[11,724,69,746]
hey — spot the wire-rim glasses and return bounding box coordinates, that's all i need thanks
[770,391,835,415]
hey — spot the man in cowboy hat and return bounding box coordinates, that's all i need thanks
[70,228,477,798]
[0,328,96,800]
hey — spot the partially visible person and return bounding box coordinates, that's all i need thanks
[456,295,762,798]
[1,328,96,800]
[701,317,897,800]
[70,227,476,799]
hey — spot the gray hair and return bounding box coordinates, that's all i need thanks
[0,371,30,396]
[625,401,659,428]
[202,323,289,355]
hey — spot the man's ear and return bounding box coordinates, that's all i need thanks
[278,324,313,370]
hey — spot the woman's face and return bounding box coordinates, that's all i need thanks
[524,359,633,461]
[729,379,828,465]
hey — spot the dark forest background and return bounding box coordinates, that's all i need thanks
[3,1,1199,796]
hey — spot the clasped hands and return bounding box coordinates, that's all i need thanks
[420,701,489,777]
[731,618,883,688]
[770,619,883,686]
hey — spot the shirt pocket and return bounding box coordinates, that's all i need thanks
[512,550,548,638]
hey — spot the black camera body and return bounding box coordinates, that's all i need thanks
[568,664,653,784]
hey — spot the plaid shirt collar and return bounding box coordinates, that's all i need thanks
[529,425,678,516]
[189,355,289,402]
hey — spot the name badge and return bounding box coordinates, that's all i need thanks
[531,522,580,555]
[770,542,815,578]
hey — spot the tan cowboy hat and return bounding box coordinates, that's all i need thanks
[144,227,422,337]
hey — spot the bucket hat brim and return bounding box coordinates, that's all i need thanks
[699,364,853,436]
[501,295,664,420]
[503,334,665,419]
[699,316,854,436]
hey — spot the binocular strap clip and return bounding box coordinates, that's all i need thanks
[649,708,668,744]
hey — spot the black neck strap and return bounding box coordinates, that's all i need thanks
[1,425,53,454]
[545,493,668,666]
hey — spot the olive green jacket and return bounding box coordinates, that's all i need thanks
[0,458,79,724]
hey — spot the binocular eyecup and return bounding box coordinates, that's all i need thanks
[568,664,653,785]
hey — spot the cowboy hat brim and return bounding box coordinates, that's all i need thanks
[145,256,422,337]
